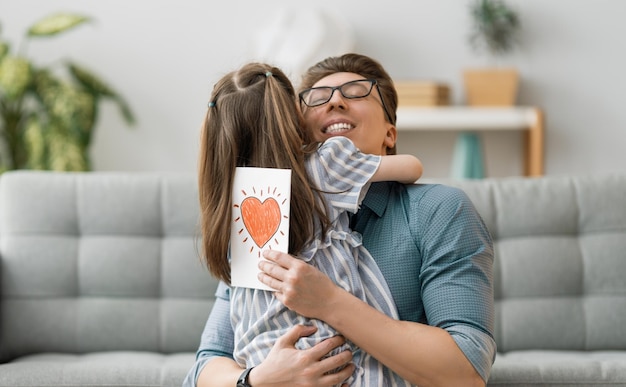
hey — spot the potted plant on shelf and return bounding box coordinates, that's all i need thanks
[464,0,521,106]
[0,13,135,172]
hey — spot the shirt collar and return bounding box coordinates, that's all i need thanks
[361,182,392,218]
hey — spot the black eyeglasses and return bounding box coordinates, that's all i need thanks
[299,79,395,124]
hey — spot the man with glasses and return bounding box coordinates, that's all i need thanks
[299,78,395,125]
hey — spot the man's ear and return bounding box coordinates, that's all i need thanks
[384,124,397,149]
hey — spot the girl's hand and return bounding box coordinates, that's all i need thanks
[259,250,341,319]
[250,324,354,387]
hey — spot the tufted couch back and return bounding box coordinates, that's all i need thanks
[0,171,217,363]
[2,171,625,364]
[448,174,626,353]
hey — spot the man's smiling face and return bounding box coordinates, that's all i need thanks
[301,72,396,156]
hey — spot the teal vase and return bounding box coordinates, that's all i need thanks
[451,132,485,179]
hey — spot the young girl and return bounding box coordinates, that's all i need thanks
[197,62,422,386]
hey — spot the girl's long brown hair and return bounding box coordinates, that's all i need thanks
[198,62,330,284]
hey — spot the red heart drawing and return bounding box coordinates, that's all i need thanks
[240,197,281,248]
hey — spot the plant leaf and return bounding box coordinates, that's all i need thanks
[31,69,97,147]
[24,115,47,170]
[0,41,9,59]
[27,13,90,37]
[69,62,116,97]
[0,56,31,100]
[114,96,136,126]
[69,62,136,126]
[47,119,89,171]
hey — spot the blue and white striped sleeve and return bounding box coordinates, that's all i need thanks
[309,136,381,214]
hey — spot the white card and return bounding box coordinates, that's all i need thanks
[230,167,291,290]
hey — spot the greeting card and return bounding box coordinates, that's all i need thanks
[230,167,291,290]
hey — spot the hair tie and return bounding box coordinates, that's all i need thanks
[265,71,273,78]
[208,101,215,107]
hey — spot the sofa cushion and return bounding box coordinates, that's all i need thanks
[489,350,626,387]
[0,352,194,387]
[447,175,626,353]
[0,172,217,362]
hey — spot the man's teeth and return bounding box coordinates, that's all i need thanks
[325,123,353,133]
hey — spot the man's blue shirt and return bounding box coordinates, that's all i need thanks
[352,182,496,381]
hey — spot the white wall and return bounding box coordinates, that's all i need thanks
[3,0,625,178]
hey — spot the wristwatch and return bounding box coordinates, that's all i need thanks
[236,367,254,387]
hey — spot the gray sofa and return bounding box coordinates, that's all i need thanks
[445,174,626,387]
[0,171,210,387]
[1,171,625,387]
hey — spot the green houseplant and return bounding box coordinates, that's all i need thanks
[454,0,522,178]
[0,13,134,172]
[464,0,522,106]
[469,0,520,57]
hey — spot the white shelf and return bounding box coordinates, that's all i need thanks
[396,106,539,131]
[395,106,545,176]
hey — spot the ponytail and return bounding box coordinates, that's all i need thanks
[197,63,329,284]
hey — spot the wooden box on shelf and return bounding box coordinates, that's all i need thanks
[394,81,450,107]
[463,68,519,106]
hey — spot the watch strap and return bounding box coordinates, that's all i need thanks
[236,367,254,387]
